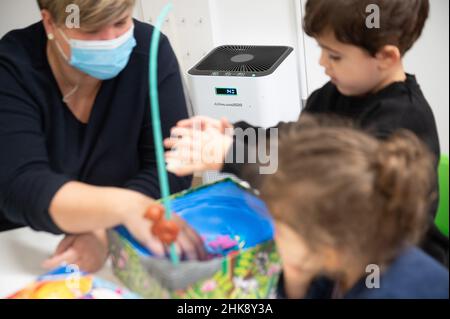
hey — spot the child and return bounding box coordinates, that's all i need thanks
[261,115,448,299]
[164,0,448,266]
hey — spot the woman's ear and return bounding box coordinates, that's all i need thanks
[375,45,402,70]
[41,10,56,40]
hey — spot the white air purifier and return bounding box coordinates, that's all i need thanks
[187,45,302,128]
[187,45,302,184]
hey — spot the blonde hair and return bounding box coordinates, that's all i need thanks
[37,0,136,31]
[261,115,435,266]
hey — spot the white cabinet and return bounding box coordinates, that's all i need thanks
[138,0,214,74]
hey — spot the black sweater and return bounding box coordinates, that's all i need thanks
[223,75,448,266]
[0,20,192,233]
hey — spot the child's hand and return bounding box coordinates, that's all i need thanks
[42,230,109,273]
[164,117,234,176]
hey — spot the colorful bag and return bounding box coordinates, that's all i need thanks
[108,179,281,299]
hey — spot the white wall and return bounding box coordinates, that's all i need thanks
[404,0,449,154]
[0,0,40,38]
[138,0,214,75]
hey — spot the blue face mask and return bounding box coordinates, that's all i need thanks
[56,25,137,80]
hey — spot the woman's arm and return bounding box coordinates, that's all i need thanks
[0,64,164,255]
[49,181,152,234]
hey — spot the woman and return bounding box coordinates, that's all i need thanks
[0,0,205,272]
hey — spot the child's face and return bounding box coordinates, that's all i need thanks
[316,31,384,96]
[274,222,322,276]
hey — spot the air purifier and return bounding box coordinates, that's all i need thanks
[187,45,302,128]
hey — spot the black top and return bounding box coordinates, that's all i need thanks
[222,76,448,266]
[0,20,192,233]
[304,75,440,158]
[224,75,441,187]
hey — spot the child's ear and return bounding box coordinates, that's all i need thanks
[375,45,402,70]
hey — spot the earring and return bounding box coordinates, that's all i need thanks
[47,33,54,40]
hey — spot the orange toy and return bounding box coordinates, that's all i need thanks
[145,204,180,245]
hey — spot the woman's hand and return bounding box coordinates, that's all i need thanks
[123,209,208,261]
[42,230,109,273]
[164,116,234,176]
[122,191,207,261]
[48,185,207,262]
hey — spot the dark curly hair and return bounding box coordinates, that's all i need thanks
[303,0,429,56]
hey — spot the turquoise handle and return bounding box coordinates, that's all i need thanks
[149,2,179,265]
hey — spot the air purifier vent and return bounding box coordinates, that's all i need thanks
[189,45,293,76]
